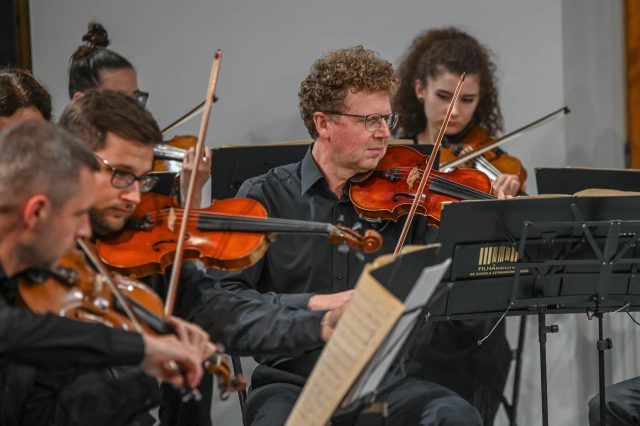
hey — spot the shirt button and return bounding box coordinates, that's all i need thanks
[336,273,344,280]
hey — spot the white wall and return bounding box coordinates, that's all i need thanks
[30,0,570,194]
[28,1,626,425]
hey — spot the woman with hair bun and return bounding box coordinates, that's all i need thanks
[394,27,518,425]
[67,22,211,210]
[68,22,145,105]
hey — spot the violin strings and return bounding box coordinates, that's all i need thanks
[147,210,345,235]
[378,169,495,200]
[474,156,503,176]
[383,164,501,186]
[143,167,495,234]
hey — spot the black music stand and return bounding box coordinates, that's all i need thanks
[210,144,310,199]
[428,195,640,426]
[331,247,449,425]
[536,167,640,195]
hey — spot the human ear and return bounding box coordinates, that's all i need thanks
[22,195,51,231]
[313,112,331,140]
[414,79,426,102]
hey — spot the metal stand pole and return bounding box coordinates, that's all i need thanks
[537,308,558,426]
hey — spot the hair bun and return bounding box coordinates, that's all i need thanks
[82,22,110,48]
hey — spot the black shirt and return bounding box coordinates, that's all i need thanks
[212,146,430,377]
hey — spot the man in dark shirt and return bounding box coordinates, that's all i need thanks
[57,90,343,425]
[212,46,482,425]
[0,121,208,425]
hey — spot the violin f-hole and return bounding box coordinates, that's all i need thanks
[151,234,192,252]
[392,193,426,202]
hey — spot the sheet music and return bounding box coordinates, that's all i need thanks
[342,258,451,405]
[284,262,405,426]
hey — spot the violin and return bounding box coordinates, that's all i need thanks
[17,242,247,399]
[439,126,527,185]
[436,107,571,189]
[153,135,196,173]
[96,193,383,278]
[349,145,495,226]
[17,247,167,333]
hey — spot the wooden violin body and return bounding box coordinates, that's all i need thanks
[97,194,270,277]
[17,245,247,398]
[153,135,196,173]
[349,145,494,226]
[96,193,382,278]
[439,126,527,185]
[18,248,169,334]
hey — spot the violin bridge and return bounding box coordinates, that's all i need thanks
[93,274,106,297]
[168,207,177,233]
[406,166,420,190]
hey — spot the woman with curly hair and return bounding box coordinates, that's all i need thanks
[393,27,518,425]
[393,27,523,196]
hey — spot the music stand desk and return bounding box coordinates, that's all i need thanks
[429,195,640,426]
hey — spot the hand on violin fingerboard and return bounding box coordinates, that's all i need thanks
[167,316,218,361]
[179,146,212,208]
[140,333,204,390]
[491,173,521,197]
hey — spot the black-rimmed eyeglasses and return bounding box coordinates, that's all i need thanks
[325,111,399,132]
[133,90,149,107]
[93,154,158,192]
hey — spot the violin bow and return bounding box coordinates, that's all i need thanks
[393,73,466,256]
[165,50,222,317]
[161,99,223,135]
[441,106,570,169]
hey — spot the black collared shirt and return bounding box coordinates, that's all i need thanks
[212,146,430,376]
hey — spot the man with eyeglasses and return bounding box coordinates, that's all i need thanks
[57,90,345,426]
[67,21,211,210]
[0,121,214,426]
[208,46,482,425]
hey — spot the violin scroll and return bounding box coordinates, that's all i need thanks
[331,226,382,254]
[204,354,248,399]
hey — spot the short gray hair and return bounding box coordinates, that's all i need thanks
[0,121,99,211]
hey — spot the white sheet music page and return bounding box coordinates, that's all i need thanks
[284,260,404,426]
[342,257,451,404]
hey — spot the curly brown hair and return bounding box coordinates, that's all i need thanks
[392,27,503,138]
[298,46,398,139]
